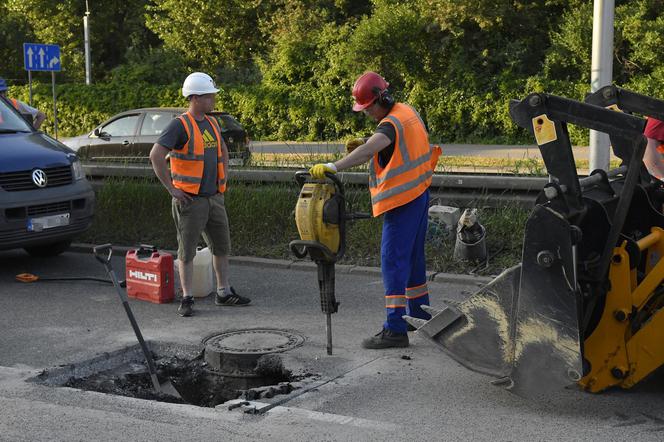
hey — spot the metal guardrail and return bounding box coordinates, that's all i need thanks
[83,163,546,207]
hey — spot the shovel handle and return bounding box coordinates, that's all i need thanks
[93,243,113,265]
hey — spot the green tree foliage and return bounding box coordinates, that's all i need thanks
[0,2,34,82]
[4,0,664,144]
[5,0,158,82]
[146,0,280,80]
[229,1,373,140]
[5,0,85,80]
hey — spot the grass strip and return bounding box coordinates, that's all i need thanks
[80,178,529,276]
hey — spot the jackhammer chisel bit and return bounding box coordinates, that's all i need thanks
[318,261,339,355]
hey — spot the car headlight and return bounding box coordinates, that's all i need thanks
[72,159,84,180]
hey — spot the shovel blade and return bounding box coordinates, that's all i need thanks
[150,373,182,399]
[159,380,182,399]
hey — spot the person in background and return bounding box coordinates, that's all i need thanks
[150,72,251,317]
[0,77,46,129]
[309,71,441,349]
[643,117,664,180]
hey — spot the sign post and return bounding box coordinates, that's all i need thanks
[23,43,61,138]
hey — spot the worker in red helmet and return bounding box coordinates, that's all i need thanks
[643,117,664,180]
[310,71,441,349]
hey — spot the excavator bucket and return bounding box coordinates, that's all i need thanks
[407,91,657,399]
[411,205,583,397]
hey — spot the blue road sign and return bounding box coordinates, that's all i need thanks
[23,43,61,72]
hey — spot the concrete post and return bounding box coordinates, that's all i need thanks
[589,0,615,172]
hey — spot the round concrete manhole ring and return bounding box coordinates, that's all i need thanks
[203,328,305,377]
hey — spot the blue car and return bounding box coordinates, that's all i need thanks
[0,95,95,256]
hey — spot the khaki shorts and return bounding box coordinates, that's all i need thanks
[171,193,231,262]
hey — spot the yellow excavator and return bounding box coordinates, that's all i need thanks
[403,87,664,398]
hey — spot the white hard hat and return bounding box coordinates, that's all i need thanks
[182,72,219,98]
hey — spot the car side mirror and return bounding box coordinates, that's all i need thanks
[94,127,110,139]
[21,113,34,126]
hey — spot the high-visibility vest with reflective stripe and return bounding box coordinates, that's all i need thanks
[368,103,441,216]
[170,112,226,194]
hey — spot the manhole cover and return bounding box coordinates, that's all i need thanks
[205,328,305,354]
[203,328,305,377]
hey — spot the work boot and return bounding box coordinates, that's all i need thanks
[215,286,251,306]
[361,328,409,349]
[178,296,194,317]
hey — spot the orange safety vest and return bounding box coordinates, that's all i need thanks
[368,103,441,216]
[170,112,226,194]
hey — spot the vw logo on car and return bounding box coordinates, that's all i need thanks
[32,169,48,188]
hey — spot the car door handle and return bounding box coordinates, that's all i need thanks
[122,140,130,146]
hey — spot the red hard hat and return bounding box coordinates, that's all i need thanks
[352,72,389,112]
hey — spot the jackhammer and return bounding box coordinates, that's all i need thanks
[289,171,370,355]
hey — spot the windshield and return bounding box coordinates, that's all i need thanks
[0,97,33,133]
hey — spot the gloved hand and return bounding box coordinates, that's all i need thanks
[345,137,366,154]
[309,162,337,179]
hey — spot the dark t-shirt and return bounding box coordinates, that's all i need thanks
[375,122,396,168]
[157,116,219,196]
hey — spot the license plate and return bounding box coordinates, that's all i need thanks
[27,213,70,232]
[228,158,244,166]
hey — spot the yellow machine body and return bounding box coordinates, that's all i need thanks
[408,88,664,399]
[294,182,340,255]
[580,227,664,392]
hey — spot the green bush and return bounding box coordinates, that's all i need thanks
[8,82,184,138]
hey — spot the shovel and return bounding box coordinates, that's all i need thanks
[93,244,182,399]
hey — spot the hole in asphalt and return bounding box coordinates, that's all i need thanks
[31,342,312,408]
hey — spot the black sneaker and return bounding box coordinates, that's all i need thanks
[215,286,251,306]
[361,328,409,349]
[178,296,194,317]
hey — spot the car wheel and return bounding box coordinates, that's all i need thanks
[24,240,72,257]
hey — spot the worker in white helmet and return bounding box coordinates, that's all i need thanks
[149,72,251,317]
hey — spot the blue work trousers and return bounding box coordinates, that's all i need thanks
[381,190,431,334]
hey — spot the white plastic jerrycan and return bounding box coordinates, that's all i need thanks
[192,246,216,297]
[174,246,216,298]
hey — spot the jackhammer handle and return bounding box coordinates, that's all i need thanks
[294,170,344,193]
[325,172,344,195]
[289,241,309,259]
[295,171,310,187]
[93,243,113,265]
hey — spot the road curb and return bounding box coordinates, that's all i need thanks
[71,243,493,285]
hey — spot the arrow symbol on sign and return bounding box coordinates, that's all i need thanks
[49,56,59,68]
[27,47,34,68]
[38,48,45,67]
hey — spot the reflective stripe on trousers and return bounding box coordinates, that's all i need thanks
[382,189,431,334]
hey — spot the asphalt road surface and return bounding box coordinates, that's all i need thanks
[1,249,663,441]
